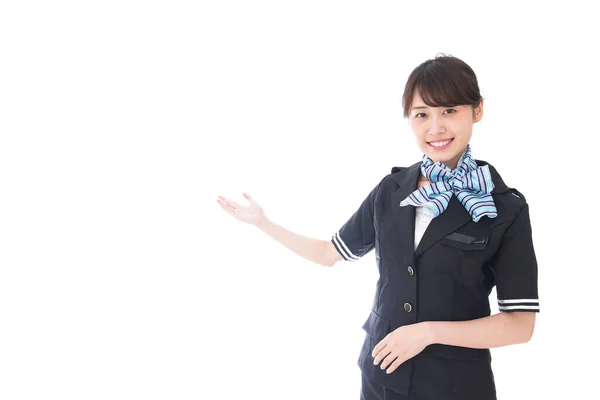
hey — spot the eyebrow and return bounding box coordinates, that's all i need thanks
[411,105,428,111]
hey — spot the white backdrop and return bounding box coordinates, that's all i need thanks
[1,1,598,399]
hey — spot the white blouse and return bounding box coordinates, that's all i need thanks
[414,206,434,250]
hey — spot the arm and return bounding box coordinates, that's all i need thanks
[425,204,538,348]
[219,173,386,267]
[217,193,343,267]
[424,311,536,348]
[373,312,536,374]
[255,217,343,267]
[253,174,386,267]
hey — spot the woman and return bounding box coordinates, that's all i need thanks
[216,54,539,400]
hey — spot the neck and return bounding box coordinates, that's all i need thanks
[440,146,468,170]
[440,154,461,170]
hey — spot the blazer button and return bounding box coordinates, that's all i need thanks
[404,302,412,312]
[408,266,414,275]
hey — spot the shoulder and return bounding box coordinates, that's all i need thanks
[384,164,413,188]
[476,158,530,219]
[376,164,410,184]
[496,185,528,205]
[372,163,419,195]
[492,181,530,223]
[508,187,526,202]
[367,166,408,198]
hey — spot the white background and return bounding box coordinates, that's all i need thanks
[1,1,598,399]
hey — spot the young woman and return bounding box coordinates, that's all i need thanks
[216,54,539,400]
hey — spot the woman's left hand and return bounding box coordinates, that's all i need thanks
[372,322,433,374]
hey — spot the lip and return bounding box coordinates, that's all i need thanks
[427,138,453,150]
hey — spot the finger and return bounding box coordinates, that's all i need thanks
[216,198,231,209]
[243,193,256,207]
[219,196,239,209]
[379,351,398,370]
[372,340,387,359]
[385,356,406,375]
[216,199,234,214]
[373,346,392,366]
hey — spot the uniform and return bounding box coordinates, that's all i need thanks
[331,160,540,400]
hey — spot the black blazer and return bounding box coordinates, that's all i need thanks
[331,160,539,399]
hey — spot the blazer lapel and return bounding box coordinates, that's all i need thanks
[414,195,472,257]
[389,163,421,264]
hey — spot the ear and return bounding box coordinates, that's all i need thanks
[474,99,484,123]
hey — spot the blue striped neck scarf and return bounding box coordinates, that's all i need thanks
[399,145,498,222]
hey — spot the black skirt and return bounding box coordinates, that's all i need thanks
[360,371,432,400]
[359,350,497,400]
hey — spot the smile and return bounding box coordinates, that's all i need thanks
[428,138,453,149]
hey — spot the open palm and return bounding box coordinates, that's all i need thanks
[216,192,265,226]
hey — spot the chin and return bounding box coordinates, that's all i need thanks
[424,152,451,163]
[422,142,466,163]
[423,151,463,168]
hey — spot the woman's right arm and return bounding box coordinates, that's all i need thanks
[217,192,343,267]
[255,217,343,267]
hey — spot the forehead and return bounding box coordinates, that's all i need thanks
[411,91,435,107]
[412,91,425,104]
[410,91,466,110]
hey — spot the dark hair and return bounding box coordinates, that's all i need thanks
[402,53,483,118]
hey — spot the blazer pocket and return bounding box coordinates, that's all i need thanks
[358,311,390,381]
[358,311,411,395]
[441,232,489,251]
[421,343,482,361]
[361,310,390,342]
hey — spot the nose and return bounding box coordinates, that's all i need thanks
[427,116,446,136]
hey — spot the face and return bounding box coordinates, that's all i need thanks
[408,91,483,170]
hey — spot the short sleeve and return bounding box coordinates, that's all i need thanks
[331,178,383,262]
[490,204,540,312]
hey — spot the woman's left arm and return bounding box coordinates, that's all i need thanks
[425,311,536,348]
[373,312,536,374]
[428,202,539,349]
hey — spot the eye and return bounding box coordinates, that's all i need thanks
[443,108,457,114]
[415,113,426,118]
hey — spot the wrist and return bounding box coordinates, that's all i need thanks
[423,321,437,346]
[255,215,269,230]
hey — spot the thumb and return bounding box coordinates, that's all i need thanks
[243,192,252,201]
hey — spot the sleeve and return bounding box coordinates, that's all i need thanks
[490,203,540,312]
[331,178,383,262]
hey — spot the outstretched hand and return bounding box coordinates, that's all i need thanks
[216,192,266,226]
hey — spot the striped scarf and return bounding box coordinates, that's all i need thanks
[399,145,497,222]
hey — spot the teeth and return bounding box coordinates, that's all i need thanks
[430,140,451,147]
